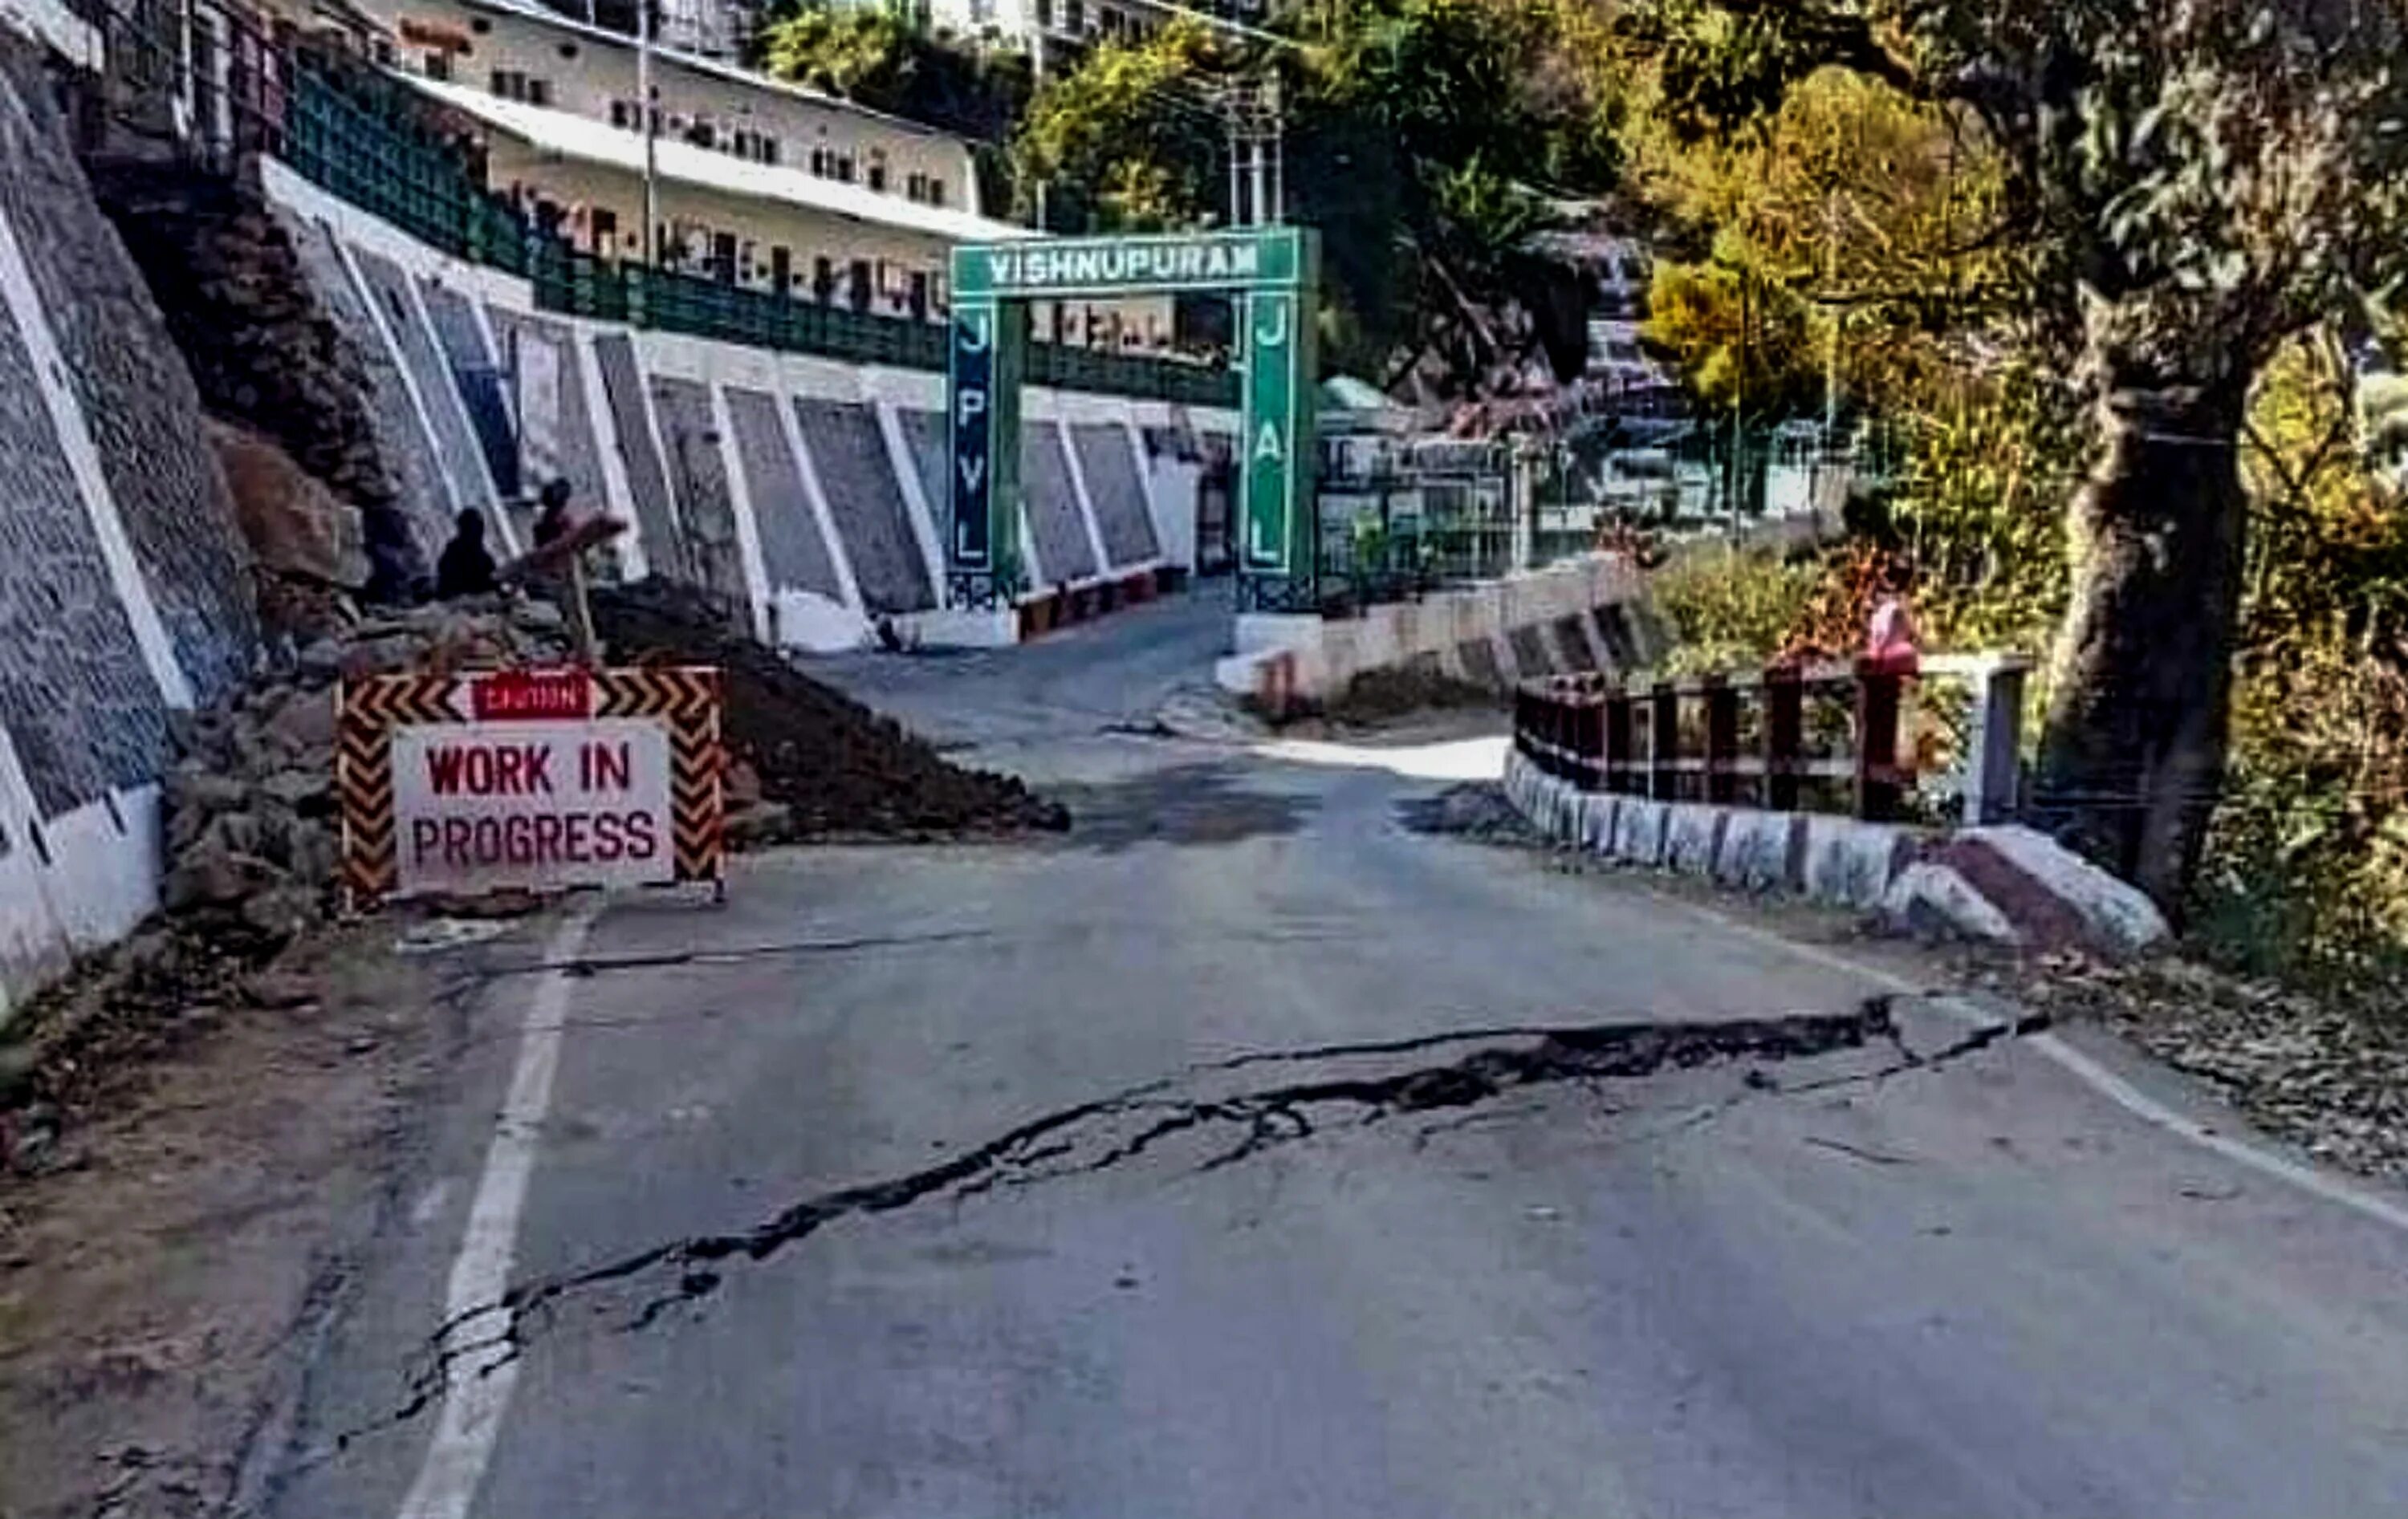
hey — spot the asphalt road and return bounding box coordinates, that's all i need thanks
[274,587,2408,1519]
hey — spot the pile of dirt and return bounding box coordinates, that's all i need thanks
[1395,782,1532,842]
[589,581,1068,839]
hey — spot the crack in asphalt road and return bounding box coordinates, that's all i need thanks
[323,995,2048,1461]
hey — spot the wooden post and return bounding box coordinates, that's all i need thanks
[567,554,599,664]
[1651,682,1680,801]
[1855,660,1904,822]
[1605,687,1633,795]
[1763,664,1802,811]
[1704,676,1739,805]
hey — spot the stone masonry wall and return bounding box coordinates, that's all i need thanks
[0,44,259,697]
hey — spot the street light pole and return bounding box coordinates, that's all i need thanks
[640,0,658,270]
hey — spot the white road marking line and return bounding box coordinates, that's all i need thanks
[1649,889,2408,1239]
[397,903,600,1519]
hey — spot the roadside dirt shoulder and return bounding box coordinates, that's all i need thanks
[0,910,547,1519]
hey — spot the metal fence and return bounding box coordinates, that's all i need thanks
[1514,654,2030,827]
[277,59,1238,406]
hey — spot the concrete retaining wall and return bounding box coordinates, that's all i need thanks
[1216,554,1666,713]
[263,161,1238,655]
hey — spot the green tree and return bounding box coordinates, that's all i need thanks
[1008,0,1625,389]
[1630,0,2408,911]
[1011,18,1233,230]
[756,5,1031,143]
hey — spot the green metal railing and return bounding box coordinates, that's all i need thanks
[280,63,1239,406]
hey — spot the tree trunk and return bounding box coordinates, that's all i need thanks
[2033,380,2251,914]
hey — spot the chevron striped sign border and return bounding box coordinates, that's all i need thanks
[337,665,723,911]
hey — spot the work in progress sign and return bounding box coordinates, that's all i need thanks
[338,666,723,906]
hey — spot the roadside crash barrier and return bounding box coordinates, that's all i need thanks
[1504,655,2169,958]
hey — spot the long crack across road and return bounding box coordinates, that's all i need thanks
[340,993,2047,1456]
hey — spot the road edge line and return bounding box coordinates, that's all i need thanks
[396,900,600,1519]
[1645,888,2408,1239]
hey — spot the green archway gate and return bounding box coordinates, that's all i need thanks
[947,227,1320,612]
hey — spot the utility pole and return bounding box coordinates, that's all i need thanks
[1263,72,1283,224]
[1219,75,1283,227]
[1032,30,1048,232]
[639,0,658,269]
[1731,266,1747,534]
[1823,191,1840,453]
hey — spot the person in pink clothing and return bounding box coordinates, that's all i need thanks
[1865,559,1922,673]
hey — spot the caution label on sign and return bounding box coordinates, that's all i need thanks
[339,665,722,907]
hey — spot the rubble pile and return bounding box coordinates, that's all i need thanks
[590,582,1069,839]
[159,598,575,949]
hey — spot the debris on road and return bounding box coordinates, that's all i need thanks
[165,598,576,953]
[590,582,1069,839]
[2019,955,2408,1181]
[1397,782,1533,842]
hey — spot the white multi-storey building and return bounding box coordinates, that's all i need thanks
[865,0,1272,66]
[344,0,1178,345]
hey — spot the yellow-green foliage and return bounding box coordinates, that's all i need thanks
[2194,331,2408,979]
[1646,545,1821,677]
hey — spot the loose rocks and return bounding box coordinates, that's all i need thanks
[159,596,574,951]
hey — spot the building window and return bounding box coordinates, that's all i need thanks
[490,70,547,104]
[687,120,716,148]
[867,150,888,192]
[1066,0,1084,31]
[809,146,828,176]
[559,42,579,59]
[833,155,855,183]
[469,16,489,32]
[770,246,792,292]
[813,256,834,302]
[1035,0,1052,25]
[928,177,946,207]
[424,51,451,81]
[759,137,779,165]
[590,207,616,258]
[610,99,632,129]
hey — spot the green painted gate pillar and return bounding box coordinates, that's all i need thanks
[944,298,1025,607]
[1236,243,1319,610]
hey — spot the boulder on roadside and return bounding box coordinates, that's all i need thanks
[205,417,370,590]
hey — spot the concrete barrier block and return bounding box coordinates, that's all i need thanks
[1506,623,1554,681]
[1613,798,1670,866]
[1801,815,1915,911]
[1580,793,1619,852]
[1961,825,2170,954]
[1881,862,2021,945]
[1456,636,1505,689]
[1714,810,1804,892]
[1663,803,1725,876]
